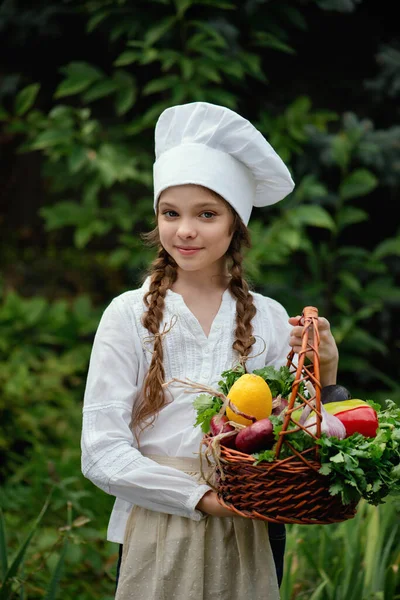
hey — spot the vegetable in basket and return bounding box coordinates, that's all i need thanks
[321,384,351,404]
[293,399,379,439]
[209,414,237,448]
[235,418,275,454]
[193,366,302,454]
[193,365,400,510]
[324,400,378,438]
[225,373,272,426]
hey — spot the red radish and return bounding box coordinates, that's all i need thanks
[272,397,289,416]
[235,418,275,454]
[209,415,237,448]
[210,414,233,436]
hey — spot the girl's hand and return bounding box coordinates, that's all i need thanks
[196,490,236,517]
[288,316,339,387]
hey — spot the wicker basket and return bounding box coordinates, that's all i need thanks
[205,306,359,525]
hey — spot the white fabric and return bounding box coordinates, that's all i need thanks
[153,102,295,225]
[81,277,291,543]
[115,455,280,600]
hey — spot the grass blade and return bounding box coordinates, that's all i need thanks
[44,536,68,600]
[0,493,52,600]
[309,576,329,600]
[364,504,381,591]
[0,509,8,581]
[44,502,72,600]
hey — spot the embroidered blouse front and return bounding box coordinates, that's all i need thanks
[81,278,291,543]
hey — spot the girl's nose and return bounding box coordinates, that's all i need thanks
[176,220,197,239]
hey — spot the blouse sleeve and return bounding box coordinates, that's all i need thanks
[81,297,211,521]
[264,298,291,368]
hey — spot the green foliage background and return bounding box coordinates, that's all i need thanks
[0,0,399,597]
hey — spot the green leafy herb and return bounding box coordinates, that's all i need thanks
[193,393,223,434]
[316,399,400,505]
[217,364,245,396]
[253,364,302,398]
[254,398,400,506]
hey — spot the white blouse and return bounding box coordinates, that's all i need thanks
[81,277,291,543]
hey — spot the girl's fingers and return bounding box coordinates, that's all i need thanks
[288,316,302,326]
[317,317,331,332]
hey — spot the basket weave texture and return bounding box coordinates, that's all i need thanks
[207,306,359,525]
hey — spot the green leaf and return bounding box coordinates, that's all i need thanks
[114,50,141,67]
[14,83,40,116]
[44,504,71,600]
[331,134,352,170]
[113,71,137,116]
[68,145,88,173]
[330,452,345,463]
[142,75,180,96]
[337,206,369,231]
[0,495,51,599]
[28,129,73,150]
[55,62,104,98]
[219,61,244,79]
[240,52,267,82]
[319,463,332,475]
[252,32,295,54]
[0,510,8,581]
[197,63,222,83]
[205,88,237,109]
[82,78,118,103]
[190,21,228,48]
[144,16,177,46]
[253,365,297,398]
[373,237,400,259]
[139,48,160,65]
[338,271,362,294]
[74,221,112,248]
[295,174,328,202]
[179,57,195,80]
[339,169,378,200]
[174,0,192,17]
[193,394,223,433]
[87,9,109,33]
[288,205,336,230]
[193,393,215,412]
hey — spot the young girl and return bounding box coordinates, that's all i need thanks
[81,102,339,600]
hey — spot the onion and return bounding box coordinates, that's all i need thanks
[300,403,346,439]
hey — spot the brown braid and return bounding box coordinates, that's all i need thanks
[226,216,257,368]
[132,194,256,440]
[132,246,177,440]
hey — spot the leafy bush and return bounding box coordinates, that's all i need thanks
[0,290,100,478]
[282,499,400,600]
[0,0,399,597]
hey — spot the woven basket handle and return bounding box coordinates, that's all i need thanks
[274,306,322,459]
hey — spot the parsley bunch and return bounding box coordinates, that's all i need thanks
[253,365,299,399]
[255,399,400,506]
[193,394,223,434]
[316,399,400,505]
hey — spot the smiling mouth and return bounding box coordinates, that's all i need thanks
[175,246,203,250]
[175,246,203,255]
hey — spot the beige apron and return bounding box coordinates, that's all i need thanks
[115,455,280,600]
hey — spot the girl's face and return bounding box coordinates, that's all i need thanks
[157,185,235,276]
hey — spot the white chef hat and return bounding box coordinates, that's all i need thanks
[153,102,294,226]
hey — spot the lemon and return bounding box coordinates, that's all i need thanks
[226,374,272,426]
